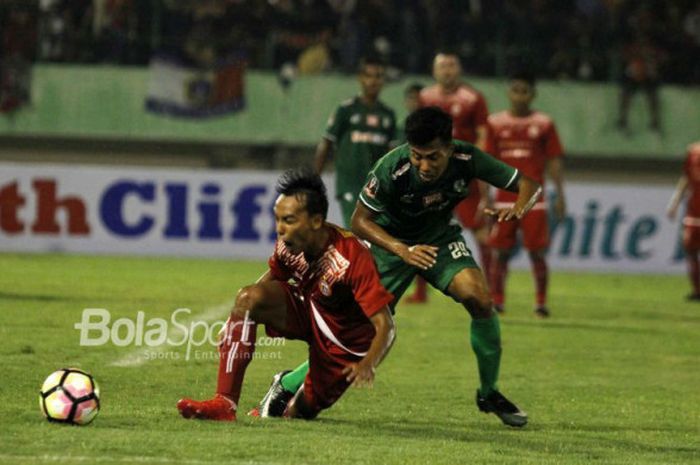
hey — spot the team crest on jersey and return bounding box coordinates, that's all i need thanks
[350,113,361,124]
[383,116,392,128]
[367,114,379,127]
[453,179,468,194]
[364,174,379,198]
[400,193,414,203]
[318,279,332,296]
[528,125,540,138]
[391,162,411,180]
[422,192,443,206]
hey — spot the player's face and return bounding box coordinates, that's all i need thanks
[404,90,421,112]
[433,54,461,88]
[409,139,452,184]
[508,79,535,112]
[359,64,385,98]
[273,194,323,255]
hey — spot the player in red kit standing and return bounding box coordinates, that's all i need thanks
[406,51,492,303]
[667,141,700,301]
[487,71,566,318]
[177,168,395,421]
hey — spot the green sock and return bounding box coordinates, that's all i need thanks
[470,315,502,397]
[280,360,309,393]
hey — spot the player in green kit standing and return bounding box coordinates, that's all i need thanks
[314,56,398,227]
[252,107,541,427]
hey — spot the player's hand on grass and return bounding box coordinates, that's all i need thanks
[398,244,438,270]
[342,360,375,388]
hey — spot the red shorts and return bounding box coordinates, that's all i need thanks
[683,221,700,251]
[489,207,549,251]
[455,189,486,230]
[265,282,367,414]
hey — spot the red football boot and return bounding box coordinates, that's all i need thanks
[177,394,236,421]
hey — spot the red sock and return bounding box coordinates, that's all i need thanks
[216,312,257,408]
[491,256,508,306]
[688,253,700,295]
[479,243,492,284]
[531,254,548,307]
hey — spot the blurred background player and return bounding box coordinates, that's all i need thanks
[486,71,566,318]
[667,141,700,301]
[177,168,395,421]
[314,56,397,228]
[406,51,491,303]
[255,107,541,427]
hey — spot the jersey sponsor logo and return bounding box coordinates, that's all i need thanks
[528,125,541,138]
[502,148,532,159]
[366,114,379,127]
[276,241,310,278]
[350,131,388,145]
[453,152,472,161]
[422,192,443,207]
[316,245,350,290]
[391,162,411,180]
[363,175,379,199]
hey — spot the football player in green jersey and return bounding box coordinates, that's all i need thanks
[314,56,398,228]
[253,107,541,427]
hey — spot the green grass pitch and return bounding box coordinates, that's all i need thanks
[0,253,698,465]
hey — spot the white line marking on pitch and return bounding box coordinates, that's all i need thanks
[108,299,235,368]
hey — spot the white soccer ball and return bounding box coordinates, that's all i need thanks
[39,368,100,425]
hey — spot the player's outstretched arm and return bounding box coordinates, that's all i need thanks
[485,175,541,222]
[342,307,395,387]
[667,175,688,220]
[351,202,438,270]
[547,157,566,221]
[314,138,333,174]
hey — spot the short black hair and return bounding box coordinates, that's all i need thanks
[510,69,536,87]
[404,83,423,95]
[359,55,386,72]
[405,107,453,146]
[275,167,329,219]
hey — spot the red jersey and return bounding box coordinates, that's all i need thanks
[420,84,488,143]
[684,142,700,222]
[268,224,392,354]
[487,110,563,204]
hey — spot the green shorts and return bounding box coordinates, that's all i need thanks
[370,227,479,310]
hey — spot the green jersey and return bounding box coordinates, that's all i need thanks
[325,96,397,197]
[358,140,520,244]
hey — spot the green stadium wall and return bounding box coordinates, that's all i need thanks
[2,65,698,158]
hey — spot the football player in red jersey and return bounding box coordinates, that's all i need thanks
[667,141,700,301]
[177,168,395,421]
[406,51,492,303]
[486,71,566,318]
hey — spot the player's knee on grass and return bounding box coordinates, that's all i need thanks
[288,388,319,420]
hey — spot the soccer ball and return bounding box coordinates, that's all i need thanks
[39,368,100,425]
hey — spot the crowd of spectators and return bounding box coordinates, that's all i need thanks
[1,0,699,84]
